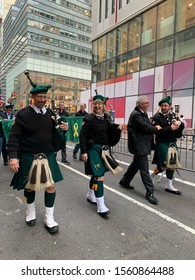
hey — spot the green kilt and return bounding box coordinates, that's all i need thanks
[10,152,63,190]
[153,142,179,168]
[85,144,108,177]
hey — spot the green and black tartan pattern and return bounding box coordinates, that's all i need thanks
[155,142,179,168]
[85,144,108,177]
[10,152,63,190]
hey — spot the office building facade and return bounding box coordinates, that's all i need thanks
[0,0,92,112]
[91,0,195,128]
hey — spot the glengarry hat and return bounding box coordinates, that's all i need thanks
[30,85,51,95]
[93,95,109,105]
[158,96,171,106]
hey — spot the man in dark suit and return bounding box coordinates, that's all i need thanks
[119,96,161,205]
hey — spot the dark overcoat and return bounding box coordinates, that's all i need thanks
[128,107,158,156]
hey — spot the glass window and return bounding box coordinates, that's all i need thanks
[141,7,157,45]
[97,35,106,63]
[111,0,115,14]
[116,23,127,55]
[106,58,116,80]
[107,30,116,59]
[156,36,174,66]
[92,65,98,83]
[116,54,127,76]
[105,0,108,18]
[97,62,106,81]
[99,0,102,22]
[128,16,141,51]
[157,0,174,39]
[92,40,98,64]
[176,0,195,32]
[119,0,123,9]
[174,27,195,61]
[140,43,155,70]
[127,49,140,73]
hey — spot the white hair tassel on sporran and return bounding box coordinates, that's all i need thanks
[25,153,54,190]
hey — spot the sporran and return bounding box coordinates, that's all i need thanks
[166,143,181,170]
[101,145,123,174]
[25,153,54,190]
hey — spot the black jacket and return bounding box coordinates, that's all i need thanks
[128,107,158,155]
[79,113,121,154]
[75,110,88,117]
[7,107,55,158]
[152,112,184,143]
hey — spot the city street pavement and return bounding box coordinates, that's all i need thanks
[0,148,195,260]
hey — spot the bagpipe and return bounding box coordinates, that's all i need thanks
[162,88,181,123]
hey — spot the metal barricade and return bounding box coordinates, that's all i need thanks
[113,131,195,172]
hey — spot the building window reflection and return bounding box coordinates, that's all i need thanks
[140,43,155,70]
[156,36,174,66]
[127,49,140,73]
[106,58,116,79]
[157,0,174,39]
[176,0,195,32]
[14,71,90,112]
[107,30,116,59]
[116,54,127,76]
[141,7,157,45]
[174,27,195,61]
[128,16,141,51]
[116,23,127,55]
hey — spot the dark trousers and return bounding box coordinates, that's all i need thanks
[73,143,80,155]
[61,140,67,161]
[2,137,8,163]
[121,155,154,196]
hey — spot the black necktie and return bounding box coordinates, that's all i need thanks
[40,109,43,115]
[97,116,104,120]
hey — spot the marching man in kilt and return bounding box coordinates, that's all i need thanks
[151,96,185,195]
[79,95,123,216]
[7,83,68,234]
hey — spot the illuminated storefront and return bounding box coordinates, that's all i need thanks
[91,0,195,127]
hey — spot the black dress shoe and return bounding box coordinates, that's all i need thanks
[119,181,134,189]
[87,198,97,205]
[146,194,158,205]
[73,153,77,159]
[165,188,182,195]
[45,224,59,234]
[98,210,110,217]
[3,162,8,166]
[26,219,36,226]
[62,160,70,165]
